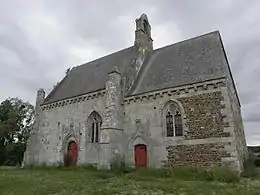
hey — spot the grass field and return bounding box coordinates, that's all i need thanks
[0,166,260,195]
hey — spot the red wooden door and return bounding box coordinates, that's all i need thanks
[134,144,147,168]
[68,141,78,165]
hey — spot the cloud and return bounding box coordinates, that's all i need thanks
[0,0,259,145]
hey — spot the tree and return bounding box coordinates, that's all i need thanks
[0,97,34,166]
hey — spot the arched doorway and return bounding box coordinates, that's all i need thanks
[67,141,78,165]
[134,144,147,168]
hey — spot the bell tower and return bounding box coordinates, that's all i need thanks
[123,14,153,95]
[134,13,153,51]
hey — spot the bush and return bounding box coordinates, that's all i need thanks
[254,157,260,167]
[110,155,135,174]
[127,165,240,183]
[241,151,258,178]
[169,166,212,181]
[209,166,240,183]
[130,168,169,178]
[133,166,211,181]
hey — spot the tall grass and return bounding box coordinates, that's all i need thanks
[126,166,240,183]
[22,161,242,183]
[241,151,258,178]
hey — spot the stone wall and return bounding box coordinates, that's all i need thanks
[35,90,107,165]
[123,78,240,169]
[24,89,45,166]
[178,92,229,139]
[166,143,230,167]
[29,77,245,171]
[226,82,248,167]
[220,43,248,168]
[164,91,233,168]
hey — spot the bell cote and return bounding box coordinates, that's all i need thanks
[134,14,153,51]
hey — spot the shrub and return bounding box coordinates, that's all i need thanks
[241,151,258,178]
[254,157,260,167]
[110,155,135,174]
[129,166,211,181]
[128,165,239,183]
[209,166,240,183]
[131,168,169,178]
[169,166,212,181]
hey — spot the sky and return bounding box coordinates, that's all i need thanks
[0,0,259,146]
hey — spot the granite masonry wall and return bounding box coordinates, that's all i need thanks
[220,45,248,168]
[31,90,107,166]
[178,91,229,139]
[164,91,232,168]
[24,77,245,171]
[166,143,230,167]
[123,78,242,170]
[225,81,248,168]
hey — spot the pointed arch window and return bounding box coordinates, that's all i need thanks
[166,112,174,137]
[174,111,183,136]
[88,112,102,143]
[165,103,184,137]
[143,20,149,34]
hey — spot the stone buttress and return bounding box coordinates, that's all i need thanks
[23,88,45,166]
[99,67,124,168]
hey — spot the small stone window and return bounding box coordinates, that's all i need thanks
[164,101,184,137]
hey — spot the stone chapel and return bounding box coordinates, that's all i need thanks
[24,14,248,171]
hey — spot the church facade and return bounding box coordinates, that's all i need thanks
[24,14,248,171]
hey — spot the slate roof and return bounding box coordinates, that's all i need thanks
[132,31,227,95]
[43,31,230,104]
[44,46,135,104]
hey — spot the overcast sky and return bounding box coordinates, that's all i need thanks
[0,0,259,145]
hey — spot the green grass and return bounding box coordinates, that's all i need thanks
[0,167,260,195]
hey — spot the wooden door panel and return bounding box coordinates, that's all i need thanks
[134,144,147,168]
[68,141,78,165]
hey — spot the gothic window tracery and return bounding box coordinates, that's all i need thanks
[164,102,184,137]
[88,111,102,143]
[174,111,183,136]
[166,112,174,137]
